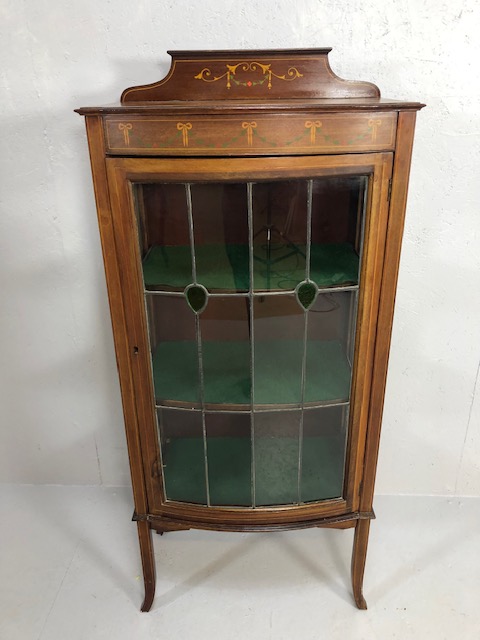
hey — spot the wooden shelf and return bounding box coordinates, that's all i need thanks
[143,242,359,292]
[153,339,351,410]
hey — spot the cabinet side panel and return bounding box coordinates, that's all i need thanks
[344,155,392,512]
[359,111,417,512]
[84,116,149,514]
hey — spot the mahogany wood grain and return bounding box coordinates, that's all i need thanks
[77,50,424,611]
[349,112,419,609]
[343,154,392,514]
[358,111,418,516]
[137,520,156,612]
[352,518,370,609]
[138,510,375,533]
[76,98,424,116]
[121,49,380,103]
[103,111,397,156]
[84,117,150,518]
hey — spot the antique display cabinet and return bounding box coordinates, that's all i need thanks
[76,48,424,611]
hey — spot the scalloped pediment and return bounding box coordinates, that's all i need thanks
[121,48,380,103]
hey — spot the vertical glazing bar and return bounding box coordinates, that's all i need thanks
[297,179,314,504]
[347,178,368,365]
[342,177,369,483]
[185,183,197,284]
[346,292,356,367]
[185,184,210,506]
[357,178,369,279]
[134,180,168,498]
[141,291,168,494]
[247,182,256,508]
[194,315,210,506]
[305,180,313,283]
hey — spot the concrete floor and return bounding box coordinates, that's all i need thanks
[1,486,479,639]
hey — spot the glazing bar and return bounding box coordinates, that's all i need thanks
[194,315,211,507]
[342,177,369,488]
[314,285,359,295]
[297,179,314,504]
[154,400,351,413]
[357,178,369,282]
[305,180,313,282]
[346,290,358,368]
[185,183,197,284]
[247,182,256,508]
[346,177,368,367]
[144,290,186,297]
[145,285,359,297]
[142,292,167,494]
[155,404,202,412]
[255,401,350,412]
[185,183,211,507]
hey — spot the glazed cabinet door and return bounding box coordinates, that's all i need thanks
[106,154,392,525]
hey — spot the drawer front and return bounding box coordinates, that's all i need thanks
[104,112,397,156]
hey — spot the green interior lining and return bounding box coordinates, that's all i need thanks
[143,242,359,291]
[153,339,351,407]
[163,436,345,506]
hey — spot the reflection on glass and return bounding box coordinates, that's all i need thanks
[254,411,301,506]
[300,406,346,502]
[305,291,353,404]
[158,408,207,504]
[136,184,192,290]
[135,175,366,293]
[252,181,308,290]
[190,183,249,291]
[199,297,250,408]
[310,176,367,288]
[206,412,252,506]
[148,295,200,407]
[253,295,304,407]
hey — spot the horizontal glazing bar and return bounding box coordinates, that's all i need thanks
[155,400,350,413]
[144,284,358,297]
[317,285,358,294]
[155,404,201,412]
[144,290,186,297]
[163,498,256,511]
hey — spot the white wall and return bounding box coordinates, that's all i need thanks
[1,0,479,495]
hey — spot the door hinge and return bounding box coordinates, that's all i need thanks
[387,178,393,203]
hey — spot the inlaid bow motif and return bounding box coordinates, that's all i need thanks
[305,121,323,144]
[242,122,257,147]
[177,122,193,147]
[368,119,382,142]
[118,123,133,146]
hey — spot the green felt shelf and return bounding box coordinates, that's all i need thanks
[143,242,359,291]
[153,339,351,409]
[163,436,345,506]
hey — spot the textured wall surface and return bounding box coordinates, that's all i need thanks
[1,0,479,495]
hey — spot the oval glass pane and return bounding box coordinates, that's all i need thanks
[185,284,209,314]
[296,280,318,310]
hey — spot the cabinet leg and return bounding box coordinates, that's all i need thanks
[137,520,156,612]
[351,518,370,610]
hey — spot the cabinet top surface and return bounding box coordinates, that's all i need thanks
[76,48,425,115]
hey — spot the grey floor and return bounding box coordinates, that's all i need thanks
[1,486,479,639]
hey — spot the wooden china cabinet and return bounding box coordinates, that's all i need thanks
[76,48,424,611]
